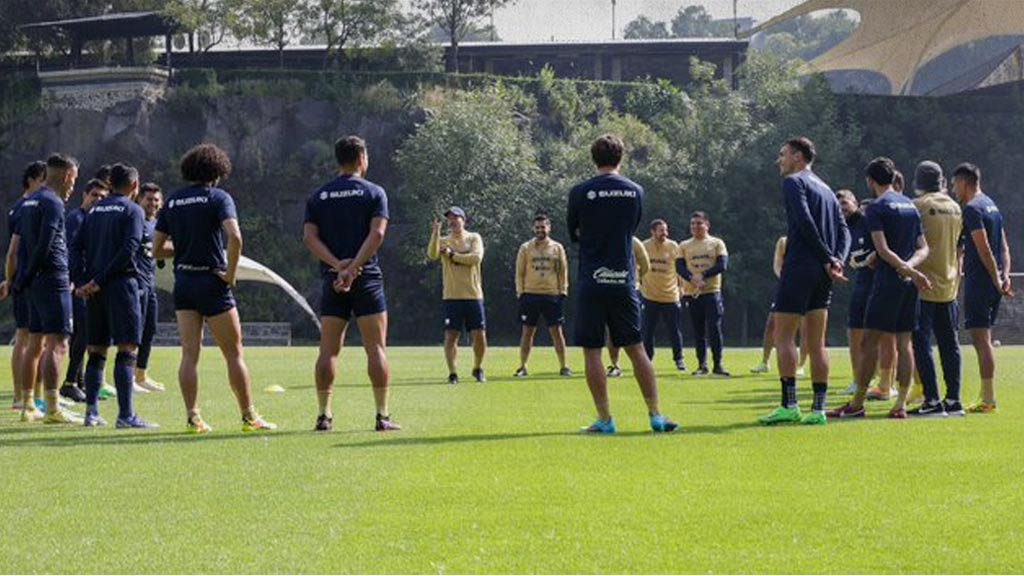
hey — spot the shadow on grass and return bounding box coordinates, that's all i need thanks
[0,428,323,448]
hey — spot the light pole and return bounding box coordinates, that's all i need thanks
[611,0,617,39]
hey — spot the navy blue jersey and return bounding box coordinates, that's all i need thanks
[962,193,1004,288]
[782,169,850,270]
[65,207,87,284]
[72,194,145,287]
[16,186,68,286]
[567,173,643,289]
[138,218,157,288]
[155,185,237,273]
[865,190,922,285]
[304,175,389,279]
[846,211,876,289]
[7,196,26,240]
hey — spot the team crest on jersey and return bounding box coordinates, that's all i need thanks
[586,191,597,200]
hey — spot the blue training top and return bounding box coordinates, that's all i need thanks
[155,185,237,274]
[782,169,850,270]
[304,174,389,279]
[865,189,922,286]
[846,211,875,289]
[71,194,145,287]
[962,193,1004,290]
[138,218,157,289]
[567,173,643,290]
[15,186,68,287]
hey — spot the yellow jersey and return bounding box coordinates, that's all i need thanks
[515,238,568,297]
[678,235,728,296]
[633,236,650,290]
[427,229,485,300]
[641,238,680,303]
[913,192,962,303]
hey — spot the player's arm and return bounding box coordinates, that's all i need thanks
[153,231,173,260]
[558,244,569,296]
[567,190,580,243]
[18,203,59,290]
[218,218,243,287]
[784,179,832,266]
[450,234,483,266]
[703,255,729,278]
[0,235,17,300]
[969,228,1002,291]
[1000,229,1012,295]
[302,222,344,271]
[772,238,785,278]
[515,245,526,298]
[675,256,693,281]
[872,230,930,290]
[343,216,387,276]
[634,240,650,278]
[68,219,87,289]
[835,205,852,263]
[427,220,441,260]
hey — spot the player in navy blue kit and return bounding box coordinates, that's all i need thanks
[153,144,276,434]
[829,157,931,420]
[62,177,110,403]
[837,189,875,395]
[11,154,81,424]
[567,135,678,434]
[133,182,166,393]
[303,136,400,432]
[1,160,47,412]
[71,164,158,428]
[953,163,1012,413]
[759,138,850,426]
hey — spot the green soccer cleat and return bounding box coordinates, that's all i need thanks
[98,384,117,400]
[800,411,827,426]
[758,406,802,426]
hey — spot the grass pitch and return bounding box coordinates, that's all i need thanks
[1,345,1022,574]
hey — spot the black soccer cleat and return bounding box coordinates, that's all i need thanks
[447,373,459,385]
[472,368,486,383]
[314,414,333,432]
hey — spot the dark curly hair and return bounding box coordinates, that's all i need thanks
[22,160,46,190]
[180,143,232,184]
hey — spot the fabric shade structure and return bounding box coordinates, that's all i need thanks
[155,256,320,330]
[745,0,1024,95]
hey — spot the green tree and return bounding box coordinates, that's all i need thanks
[761,10,857,61]
[415,0,516,72]
[623,15,669,40]
[231,0,304,68]
[301,0,400,69]
[163,0,237,52]
[670,5,732,38]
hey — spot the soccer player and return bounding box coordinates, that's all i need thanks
[304,136,400,432]
[678,211,730,377]
[567,134,678,434]
[953,162,1011,413]
[1,160,47,411]
[606,236,648,377]
[839,190,876,395]
[829,157,931,419]
[72,163,158,428]
[513,213,571,378]
[11,154,81,423]
[153,144,276,433]
[907,161,964,417]
[759,137,849,426]
[134,182,166,393]
[640,219,686,371]
[427,206,487,384]
[62,177,110,403]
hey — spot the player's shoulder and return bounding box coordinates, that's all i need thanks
[711,235,727,247]
[469,231,483,242]
[519,239,533,250]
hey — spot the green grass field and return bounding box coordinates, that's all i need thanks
[1,345,1022,573]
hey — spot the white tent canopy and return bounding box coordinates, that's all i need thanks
[155,255,320,329]
[746,0,1024,95]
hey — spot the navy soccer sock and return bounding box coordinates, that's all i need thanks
[114,351,138,420]
[781,377,798,408]
[85,353,107,408]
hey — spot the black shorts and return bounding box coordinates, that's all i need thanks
[773,264,832,315]
[864,279,919,333]
[963,280,1001,330]
[27,273,73,335]
[847,283,870,329]
[87,277,142,347]
[320,275,387,319]
[574,285,642,349]
[12,291,30,329]
[444,299,486,332]
[173,272,236,317]
[519,294,564,327]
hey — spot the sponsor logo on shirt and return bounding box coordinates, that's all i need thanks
[592,267,629,285]
[586,189,637,200]
[22,200,39,207]
[91,205,126,213]
[320,190,365,200]
[985,205,1000,214]
[886,201,918,212]
[168,196,209,208]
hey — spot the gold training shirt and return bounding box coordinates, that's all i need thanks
[678,235,728,296]
[427,229,485,300]
[633,236,650,290]
[641,238,680,303]
[913,192,962,303]
[516,238,568,297]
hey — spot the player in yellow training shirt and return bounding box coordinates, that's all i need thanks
[606,236,649,377]
[513,214,571,378]
[678,211,730,376]
[427,206,486,385]
[641,219,686,371]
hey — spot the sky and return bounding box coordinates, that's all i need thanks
[490,0,809,42]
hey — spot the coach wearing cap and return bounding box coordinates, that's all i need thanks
[428,206,487,384]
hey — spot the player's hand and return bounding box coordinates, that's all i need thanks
[333,266,361,293]
[910,270,932,292]
[865,253,877,269]
[0,280,8,301]
[76,280,101,298]
[431,219,442,234]
[214,270,236,287]
[1001,276,1014,297]
[826,260,849,283]
[332,258,353,273]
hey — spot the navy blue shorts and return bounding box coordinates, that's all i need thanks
[174,273,236,317]
[864,279,919,333]
[87,277,142,346]
[963,280,1001,329]
[847,283,870,329]
[321,275,387,319]
[519,294,565,327]
[774,265,832,315]
[27,273,73,335]
[443,299,486,332]
[12,292,30,329]
[574,286,642,349]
